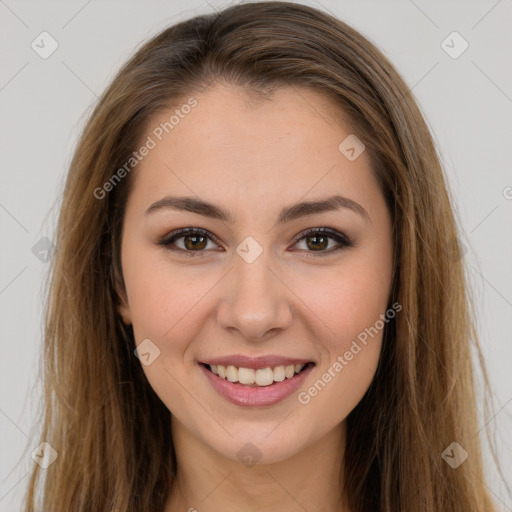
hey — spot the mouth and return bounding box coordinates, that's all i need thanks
[198,360,316,407]
[201,362,314,387]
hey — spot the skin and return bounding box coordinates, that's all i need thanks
[118,84,394,512]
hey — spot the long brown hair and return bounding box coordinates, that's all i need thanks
[23,2,501,510]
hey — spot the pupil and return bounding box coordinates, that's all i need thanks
[185,235,206,250]
[308,235,327,250]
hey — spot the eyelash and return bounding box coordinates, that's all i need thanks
[158,227,353,259]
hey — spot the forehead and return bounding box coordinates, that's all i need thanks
[128,84,378,217]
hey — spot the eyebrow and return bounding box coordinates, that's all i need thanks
[145,194,370,225]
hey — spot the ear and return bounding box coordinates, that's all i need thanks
[110,248,132,325]
[118,296,132,326]
[113,271,132,326]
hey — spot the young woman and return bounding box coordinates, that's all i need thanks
[24,2,501,511]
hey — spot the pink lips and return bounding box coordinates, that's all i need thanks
[199,359,315,407]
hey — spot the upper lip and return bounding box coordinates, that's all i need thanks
[200,354,314,369]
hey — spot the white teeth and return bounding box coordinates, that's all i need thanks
[208,362,309,386]
[238,367,255,385]
[255,367,274,386]
[273,365,286,382]
[226,365,238,383]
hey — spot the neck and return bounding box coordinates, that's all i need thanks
[164,418,349,512]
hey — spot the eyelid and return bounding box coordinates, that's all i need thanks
[290,227,353,258]
[158,227,221,256]
[291,226,350,245]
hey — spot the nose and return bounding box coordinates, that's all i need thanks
[216,251,294,342]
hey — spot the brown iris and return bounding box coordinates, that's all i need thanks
[305,234,329,251]
[183,234,208,250]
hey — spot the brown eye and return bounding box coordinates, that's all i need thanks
[182,233,208,250]
[304,234,330,251]
[158,228,220,257]
[159,226,353,259]
[293,228,353,257]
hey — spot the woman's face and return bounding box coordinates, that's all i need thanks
[118,84,393,464]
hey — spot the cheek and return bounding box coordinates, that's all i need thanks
[294,269,388,417]
[299,259,391,352]
[293,254,391,403]
[122,248,210,414]
[122,234,203,337]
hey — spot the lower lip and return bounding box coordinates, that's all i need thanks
[199,363,314,407]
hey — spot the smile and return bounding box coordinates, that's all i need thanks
[199,361,315,406]
[206,363,309,386]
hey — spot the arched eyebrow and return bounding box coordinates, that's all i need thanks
[145,194,370,225]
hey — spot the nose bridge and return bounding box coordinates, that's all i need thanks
[216,240,294,340]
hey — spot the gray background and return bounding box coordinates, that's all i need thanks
[0,0,511,510]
